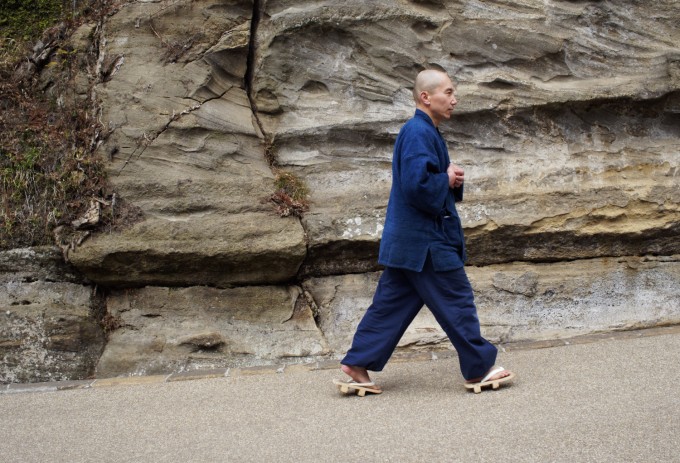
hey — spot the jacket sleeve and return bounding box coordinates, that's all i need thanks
[453,184,463,202]
[398,130,450,216]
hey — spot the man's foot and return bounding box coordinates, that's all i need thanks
[334,364,383,396]
[341,364,371,383]
[464,366,515,394]
[466,366,513,384]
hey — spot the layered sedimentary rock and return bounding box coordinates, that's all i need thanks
[4,0,680,381]
[252,0,680,272]
[69,0,307,286]
[307,256,680,355]
[66,0,680,280]
[97,285,328,377]
[0,249,104,383]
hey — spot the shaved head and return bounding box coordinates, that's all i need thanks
[411,69,458,126]
[412,69,450,103]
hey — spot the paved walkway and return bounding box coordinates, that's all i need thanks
[1,327,679,462]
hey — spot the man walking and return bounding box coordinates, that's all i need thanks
[334,69,514,396]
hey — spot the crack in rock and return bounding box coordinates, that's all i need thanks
[116,89,228,174]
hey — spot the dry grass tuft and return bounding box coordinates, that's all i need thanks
[269,170,309,218]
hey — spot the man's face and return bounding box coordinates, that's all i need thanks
[427,77,457,125]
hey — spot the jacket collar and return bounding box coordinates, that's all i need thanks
[414,109,436,128]
[415,109,444,138]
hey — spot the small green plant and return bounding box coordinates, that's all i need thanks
[274,171,309,202]
[0,0,64,42]
[270,170,310,218]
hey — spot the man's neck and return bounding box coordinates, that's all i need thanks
[416,105,439,127]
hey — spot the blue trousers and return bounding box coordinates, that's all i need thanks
[342,255,497,380]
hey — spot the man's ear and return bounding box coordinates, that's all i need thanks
[420,91,430,106]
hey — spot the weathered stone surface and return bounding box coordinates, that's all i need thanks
[456,97,680,265]
[96,285,329,377]
[9,0,680,381]
[305,256,680,353]
[71,0,679,283]
[69,214,306,287]
[475,256,680,342]
[252,0,680,275]
[0,247,83,284]
[0,279,104,384]
[68,0,310,286]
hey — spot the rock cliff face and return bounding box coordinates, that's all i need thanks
[0,248,105,383]
[3,0,680,381]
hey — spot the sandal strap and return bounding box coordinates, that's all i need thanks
[348,380,376,387]
[481,366,505,383]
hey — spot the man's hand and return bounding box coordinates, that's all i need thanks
[447,163,465,188]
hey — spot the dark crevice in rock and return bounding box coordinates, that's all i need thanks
[243,2,274,163]
[245,0,266,141]
[244,0,311,275]
[299,240,382,280]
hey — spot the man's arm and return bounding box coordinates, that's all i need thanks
[399,134,450,215]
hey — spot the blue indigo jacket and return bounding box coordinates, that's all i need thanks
[378,109,466,272]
